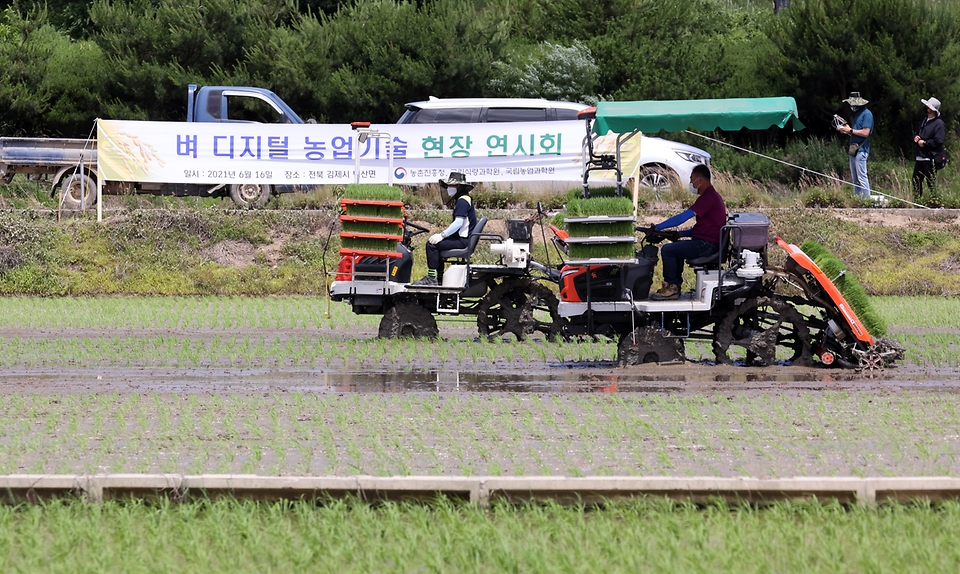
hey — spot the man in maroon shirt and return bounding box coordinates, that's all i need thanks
[649,164,727,300]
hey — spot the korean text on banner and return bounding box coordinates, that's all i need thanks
[96,120,638,185]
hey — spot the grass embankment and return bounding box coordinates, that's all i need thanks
[766,208,960,296]
[0,206,957,296]
[1,498,959,573]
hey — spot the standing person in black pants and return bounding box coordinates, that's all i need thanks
[913,97,946,201]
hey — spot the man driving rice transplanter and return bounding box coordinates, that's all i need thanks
[648,163,727,301]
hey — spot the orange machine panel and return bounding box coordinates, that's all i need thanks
[775,237,874,346]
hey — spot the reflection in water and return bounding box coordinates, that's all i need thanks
[2,364,948,395]
[323,366,893,393]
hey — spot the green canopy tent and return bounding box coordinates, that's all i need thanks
[581,97,803,200]
[593,97,804,135]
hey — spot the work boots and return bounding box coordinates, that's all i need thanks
[650,282,680,301]
[412,275,438,286]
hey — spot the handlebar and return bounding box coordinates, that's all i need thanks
[404,220,430,237]
[636,225,680,243]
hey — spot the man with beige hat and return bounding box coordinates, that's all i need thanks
[912,96,946,200]
[837,92,874,200]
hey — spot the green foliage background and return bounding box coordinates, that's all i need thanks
[1,0,959,161]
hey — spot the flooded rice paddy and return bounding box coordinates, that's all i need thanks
[0,296,957,477]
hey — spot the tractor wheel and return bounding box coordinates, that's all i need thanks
[378,302,438,339]
[477,277,562,341]
[618,325,685,366]
[713,295,813,366]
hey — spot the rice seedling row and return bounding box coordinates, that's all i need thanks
[2,497,960,572]
[1,392,960,478]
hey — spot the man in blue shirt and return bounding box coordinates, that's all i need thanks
[838,92,874,200]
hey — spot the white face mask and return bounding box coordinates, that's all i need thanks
[447,186,458,197]
[689,178,699,194]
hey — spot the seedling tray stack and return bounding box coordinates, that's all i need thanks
[339,185,404,258]
[563,195,636,265]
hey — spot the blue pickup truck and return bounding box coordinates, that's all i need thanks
[0,85,315,209]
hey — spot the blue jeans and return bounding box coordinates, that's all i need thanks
[660,238,718,286]
[849,149,870,199]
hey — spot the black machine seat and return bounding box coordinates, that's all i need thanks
[439,216,488,262]
[688,213,770,270]
[687,234,726,269]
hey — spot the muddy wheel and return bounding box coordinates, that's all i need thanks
[713,295,812,366]
[60,173,97,209]
[477,277,562,341]
[378,302,438,339]
[229,183,271,208]
[618,325,685,366]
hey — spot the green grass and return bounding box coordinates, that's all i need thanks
[340,236,398,252]
[0,296,353,330]
[340,184,404,202]
[566,242,635,260]
[563,195,636,260]
[566,186,623,200]
[873,296,960,329]
[340,203,404,218]
[565,220,635,238]
[1,498,959,573]
[799,240,887,337]
[565,196,634,217]
[340,220,402,235]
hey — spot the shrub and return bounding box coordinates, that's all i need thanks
[487,40,599,103]
[763,0,960,155]
[471,189,513,210]
[802,188,848,208]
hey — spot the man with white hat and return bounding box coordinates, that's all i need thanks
[912,96,946,200]
[838,92,874,200]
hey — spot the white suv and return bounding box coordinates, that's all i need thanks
[397,97,711,194]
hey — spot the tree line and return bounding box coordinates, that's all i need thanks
[1,0,958,159]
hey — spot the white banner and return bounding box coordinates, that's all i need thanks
[97,120,640,186]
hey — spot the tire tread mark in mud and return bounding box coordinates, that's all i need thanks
[618,325,685,366]
[378,302,439,339]
[713,295,813,366]
[477,277,561,341]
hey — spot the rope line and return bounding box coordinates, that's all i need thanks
[683,130,931,210]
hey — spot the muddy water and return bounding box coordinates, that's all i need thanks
[1,363,957,394]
